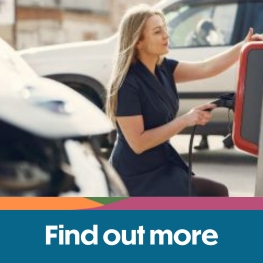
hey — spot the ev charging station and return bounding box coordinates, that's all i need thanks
[233,42,263,196]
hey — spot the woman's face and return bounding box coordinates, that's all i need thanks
[137,14,169,58]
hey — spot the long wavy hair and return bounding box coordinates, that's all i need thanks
[106,4,165,123]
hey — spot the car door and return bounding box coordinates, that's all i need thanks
[162,0,246,127]
[247,1,263,36]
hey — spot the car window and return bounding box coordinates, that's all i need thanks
[251,3,263,33]
[164,3,238,48]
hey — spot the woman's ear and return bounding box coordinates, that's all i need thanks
[136,41,142,51]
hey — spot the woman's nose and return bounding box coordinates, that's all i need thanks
[163,29,169,39]
[163,31,169,39]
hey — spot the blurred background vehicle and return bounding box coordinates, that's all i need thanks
[0,37,128,197]
[13,0,263,150]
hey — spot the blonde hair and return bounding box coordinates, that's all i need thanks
[106,4,165,123]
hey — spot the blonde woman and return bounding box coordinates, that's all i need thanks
[106,4,262,196]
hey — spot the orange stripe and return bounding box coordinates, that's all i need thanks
[0,197,103,210]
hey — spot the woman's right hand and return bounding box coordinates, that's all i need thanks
[182,103,216,127]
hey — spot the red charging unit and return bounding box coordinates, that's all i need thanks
[233,42,263,156]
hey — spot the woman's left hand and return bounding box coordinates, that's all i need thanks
[244,28,263,44]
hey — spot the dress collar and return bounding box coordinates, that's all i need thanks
[131,59,177,115]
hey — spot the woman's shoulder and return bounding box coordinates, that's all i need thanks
[159,57,179,74]
[119,68,140,94]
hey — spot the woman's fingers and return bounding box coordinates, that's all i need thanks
[198,111,211,125]
[185,106,213,127]
[190,109,212,126]
[244,27,263,42]
[251,33,263,41]
[244,27,254,42]
[195,103,216,111]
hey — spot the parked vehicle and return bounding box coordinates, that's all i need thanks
[19,0,263,142]
[0,38,128,197]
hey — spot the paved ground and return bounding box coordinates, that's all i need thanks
[171,135,257,197]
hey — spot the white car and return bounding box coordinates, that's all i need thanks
[19,0,263,145]
[0,37,128,197]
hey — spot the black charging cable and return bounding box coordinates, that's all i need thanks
[187,92,236,196]
[188,125,197,196]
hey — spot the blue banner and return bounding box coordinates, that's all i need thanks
[0,210,262,263]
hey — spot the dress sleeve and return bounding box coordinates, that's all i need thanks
[164,58,179,74]
[116,77,142,116]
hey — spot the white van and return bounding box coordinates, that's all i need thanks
[19,0,263,146]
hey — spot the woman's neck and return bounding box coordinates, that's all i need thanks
[138,55,159,75]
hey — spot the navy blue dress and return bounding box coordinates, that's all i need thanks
[109,58,192,196]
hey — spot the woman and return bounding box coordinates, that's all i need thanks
[106,4,262,196]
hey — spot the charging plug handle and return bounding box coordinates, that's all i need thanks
[210,92,236,110]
